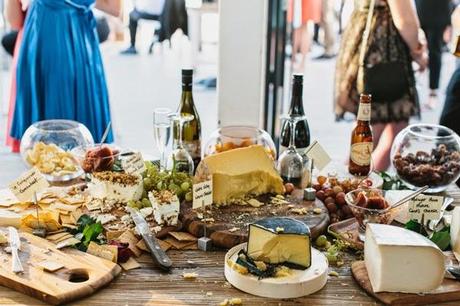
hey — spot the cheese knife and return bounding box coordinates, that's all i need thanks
[446,266,460,281]
[8,227,23,273]
[126,207,172,271]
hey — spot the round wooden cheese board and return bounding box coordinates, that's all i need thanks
[180,190,329,248]
[224,243,328,299]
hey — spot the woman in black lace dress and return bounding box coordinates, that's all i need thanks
[335,0,428,170]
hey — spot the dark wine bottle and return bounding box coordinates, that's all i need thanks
[173,69,202,170]
[279,74,311,156]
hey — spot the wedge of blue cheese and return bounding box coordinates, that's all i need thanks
[247,217,311,269]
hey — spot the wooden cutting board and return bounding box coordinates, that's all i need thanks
[351,261,460,305]
[0,232,121,305]
[180,190,330,248]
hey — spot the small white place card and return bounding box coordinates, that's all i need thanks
[122,152,146,175]
[193,180,213,209]
[8,168,49,202]
[305,140,332,171]
[408,195,444,222]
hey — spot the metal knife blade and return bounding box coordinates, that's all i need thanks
[8,227,23,273]
[127,207,172,271]
[446,266,460,281]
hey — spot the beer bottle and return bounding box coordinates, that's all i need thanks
[349,94,373,176]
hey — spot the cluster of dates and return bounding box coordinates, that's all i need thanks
[394,144,460,187]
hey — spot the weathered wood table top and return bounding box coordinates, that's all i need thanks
[1,187,459,305]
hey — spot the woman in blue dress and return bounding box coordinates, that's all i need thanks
[8,0,120,144]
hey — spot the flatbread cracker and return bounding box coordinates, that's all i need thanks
[46,232,71,241]
[164,237,196,250]
[37,260,64,272]
[120,257,141,271]
[86,242,118,262]
[0,189,19,207]
[50,202,78,212]
[56,237,80,249]
[168,232,197,242]
[106,230,125,240]
[118,230,141,257]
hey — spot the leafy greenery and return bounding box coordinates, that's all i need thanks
[379,171,408,190]
[71,214,105,251]
[404,220,451,251]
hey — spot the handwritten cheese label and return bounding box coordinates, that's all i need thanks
[305,140,331,171]
[193,180,213,209]
[122,152,146,175]
[8,168,49,202]
[408,195,443,222]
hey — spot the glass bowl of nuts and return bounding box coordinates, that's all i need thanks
[391,124,460,193]
[345,188,401,241]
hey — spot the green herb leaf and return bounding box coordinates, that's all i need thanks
[430,231,451,250]
[404,220,428,236]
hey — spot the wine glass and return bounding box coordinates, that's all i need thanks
[167,113,195,175]
[277,115,305,187]
[153,108,172,170]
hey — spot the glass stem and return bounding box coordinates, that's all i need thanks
[178,118,184,149]
[289,119,296,149]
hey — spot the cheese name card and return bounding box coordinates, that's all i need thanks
[305,141,331,171]
[121,152,146,175]
[193,180,213,209]
[451,207,460,261]
[9,168,49,202]
[408,194,443,222]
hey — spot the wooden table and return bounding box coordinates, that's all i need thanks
[1,186,459,305]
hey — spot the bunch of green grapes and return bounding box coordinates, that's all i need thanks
[142,161,193,202]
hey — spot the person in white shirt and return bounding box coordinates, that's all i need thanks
[121,0,165,54]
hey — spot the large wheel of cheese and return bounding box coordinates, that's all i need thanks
[224,243,328,299]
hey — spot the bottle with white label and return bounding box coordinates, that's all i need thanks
[349,93,373,176]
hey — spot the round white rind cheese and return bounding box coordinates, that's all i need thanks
[224,243,328,299]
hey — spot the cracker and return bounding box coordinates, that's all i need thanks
[50,202,77,212]
[106,230,125,241]
[0,189,19,207]
[86,242,118,262]
[37,260,64,272]
[168,232,197,242]
[164,237,196,250]
[182,242,198,250]
[120,257,141,271]
[46,232,71,241]
[118,230,141,257]
[54,234,74,243]
[56,237,80,249]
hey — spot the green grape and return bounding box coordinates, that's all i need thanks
[315,235,328,248]
[127,200,136,207]
[325,253,338,263]
[169,183,179,192]
[157,181,163,190]
[141,198,152,207]
[181,181,190,191]
[185,192,193,202]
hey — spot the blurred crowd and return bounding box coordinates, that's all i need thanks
[1,0,460,174]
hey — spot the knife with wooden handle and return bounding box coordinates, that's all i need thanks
[8,227,23,273]
[126,207,172,271]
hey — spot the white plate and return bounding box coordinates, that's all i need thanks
[224,243,328,299]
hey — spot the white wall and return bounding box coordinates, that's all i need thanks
[217,0,268,127]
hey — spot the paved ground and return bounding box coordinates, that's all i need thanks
[0,27,456,186]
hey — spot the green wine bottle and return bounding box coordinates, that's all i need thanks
[174,69,202,170]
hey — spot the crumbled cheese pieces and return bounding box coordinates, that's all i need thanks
[183,272,199,280]
[219,298,243,306]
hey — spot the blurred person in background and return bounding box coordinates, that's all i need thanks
[314,0,336,60]
[288,0,322,70]
[335,0,428,171]
[121,0,165,55]
[4,0,27,153]
[7,0,120,151]
[415,0,453,110]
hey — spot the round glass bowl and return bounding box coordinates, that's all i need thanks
[391,124,460,193]
[203,126,276,159]
[20,120,94,182]
[345,188,401,241]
